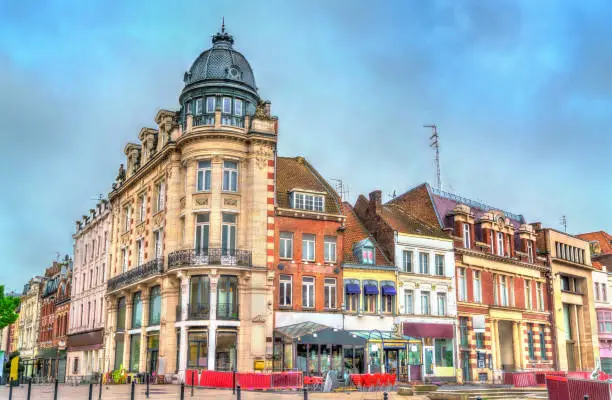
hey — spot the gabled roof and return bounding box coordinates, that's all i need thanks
[576,231,612,255]
[380,203,448,239]
[276,156,341,215]
[342,203,393,265]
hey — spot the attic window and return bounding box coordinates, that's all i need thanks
[360,246,374,265]
[292,192,324,212]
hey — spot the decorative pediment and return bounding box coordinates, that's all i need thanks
[252,314,267,323]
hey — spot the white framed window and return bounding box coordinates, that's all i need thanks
[154,229,163,259]
[124,205,131,232]
[222,161,238,192]
[473,270,482,303]
[324,236,337,263]
[221,213,237,255]
[234,99,243,116]
[139,193,146,222]
[402,250,413,273]
[292,192,324,212]
[604,284,608,302]
[595,283,601,301]
[490,230,495,254]
[195,98,203,115]
[435,254,445,276]
[195,214,209,253]
[463,223,471,248]
[279,232,293,259]
[302,277,315,308]
[421,291,430,315]
[419,252,429,274]
[302,234,315,261]
[324,278,336,309]
[206,97,216,113]
[497,232,504,256]
[525,280,532,309]
[437,293,447,316]
[527,241,534,263]
[197,161,212,191]
[361,247,374,264]
[279,275,292,307]
[458,268,467,301]
[136,239,144,266]
[222,97,232,114]
[500,275,509,306]
[536,282,544,311]
[121,248,128,273]
[404,290,414,314]
[155,181,165,212]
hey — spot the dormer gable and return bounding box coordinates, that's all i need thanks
[289,189,325,212]
[123,143,142,178]
[138,127,158,162]
[353,238,375,265]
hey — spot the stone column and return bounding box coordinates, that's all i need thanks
[491,319,500,370]
[105,298,117,372]
[160,276,179,374]
[208,325,217,371]
[179,326,188,377]
[575,304,583,371]
[181,274,189,322]
[210,275,219,321]
[512,321,521,371]
[123,296,133,370]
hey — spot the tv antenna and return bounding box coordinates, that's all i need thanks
[330,178,350,202]
[425,124,441,190]
[560,215,567,232]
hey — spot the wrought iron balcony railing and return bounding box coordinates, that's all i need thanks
[217,302,239,320]
[193,114,215,126]
[107,258,164,292]
[175,302,211,321]
[168,248,251,269]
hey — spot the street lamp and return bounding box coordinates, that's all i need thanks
[367,329,385,374]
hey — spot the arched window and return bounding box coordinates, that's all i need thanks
[132,292,142,329]
[149,286,161,326]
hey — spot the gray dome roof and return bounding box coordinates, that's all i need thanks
[183,28,257,93]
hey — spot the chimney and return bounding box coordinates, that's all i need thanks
[369,190,382,216]
[531,222,542,231]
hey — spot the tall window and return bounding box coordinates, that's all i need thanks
[279,275,292,307]
[302,234,315,261]
[402,250,413,272]
[345,281,359,312]
[421,291,430,315]
[419,252,429,274]
[382,288,394,314]
[124,205,131,232]
[360,246,374,264]
[363,282,378,313]
[539,325,547,360]
[206,96,215,113]
[279,232,293,259]
[463,223,471,248]
[121,248,128,272]
[221,213,237,256]
[527,241,534,263]
[187,331,208,369]
[234,99,243,115]
[460,317,468,346]
[435,254,445,276]
[437,293,447,316]
[536,282,544,311]
[217,276,238,319]
[154,229,163,258]
[197,161,212,191]
[114,336,124,370]
[136,239,144,266]
[132,292,142,329]
[527,324,535,359]
[292,192,324,212]
[324,236,337,263]
[497,232,504,256]
[500,276,509,306]
[155,181,165,212]
[222,97,232,113]
[458,268,467,301]
[324,278,336,309]
[195,214,210,254]
[490,230,495,254]
[604,284,608,302]
[189,275,210,318]
[302,277,315,308]
[149,286,161,326]
[525,280,532,309]
[473,270,482,303]
[404,290,414,314]
[595,282,600,301]
[194,98,203,115]
[139,193,146,222]
[222,161,238,192]
[599,311,612,333]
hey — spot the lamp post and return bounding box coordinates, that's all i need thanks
[367,329,385,374]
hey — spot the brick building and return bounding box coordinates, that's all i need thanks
[387,184,553,383]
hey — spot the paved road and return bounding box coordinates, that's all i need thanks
[0,384,427,400]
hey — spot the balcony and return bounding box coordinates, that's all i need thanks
[107,258,164,292]
[168,248,251,269]
[176,302,211,321]
[217,302,239,320]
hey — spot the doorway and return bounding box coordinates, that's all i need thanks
[498,321,515,371]
[384,349,399,378]
[424,347,434,376]
[566,342,576,372]
[461,351,471,382]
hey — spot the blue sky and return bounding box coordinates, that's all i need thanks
[1,0,612,291]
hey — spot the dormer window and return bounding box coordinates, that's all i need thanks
[234,99,243,116]
[527,241,534,263]
[353,238,375,265]
[496,232,504,256]
[463,223,471,249]
[361,247,374,264]
[222,97,232,114]
[292,192,324,212]
[195,98,203,115]
[206,97,216,113]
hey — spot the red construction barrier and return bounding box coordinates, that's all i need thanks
[185,369,200,386]
[567,371,590,380]
[567,378,612,400]
[503,372,537,387]
[237,372,271,390]
[535,371,567,385]
[199,370,233,388]
[270,371,303,389]
[546,376,570,400]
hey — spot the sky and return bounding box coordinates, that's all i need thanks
[1,0,612,292]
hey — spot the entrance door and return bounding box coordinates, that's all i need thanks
[384,349,399,378]
[566,342,576,372]
[424,347,434,376]
[57,359,66,383]
[498,321,515,371]
[462,351,471,382]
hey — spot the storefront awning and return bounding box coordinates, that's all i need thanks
[381,285,396,296]
[274,322,366,346]
[345,284,361,294]
[363,284,379,295]
[403,323,454,339]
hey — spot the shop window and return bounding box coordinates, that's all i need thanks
[132,292,142,329]
[435,338,453,367]
[114,336,124,371]
[188,331,208,369]
[116,297,126,331]
[217,275,239,319]
[408,342,421,365]
[149,286,161,326]
[216,331,237,371]
[189,275,210,319]
[129,334,141,372]
[146,333,159,373]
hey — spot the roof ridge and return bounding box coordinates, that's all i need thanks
[383,203,445,233]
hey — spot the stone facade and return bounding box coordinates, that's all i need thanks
[103,27,277,378]
[17,277,43,376]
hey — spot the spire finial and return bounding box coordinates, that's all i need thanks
[221,17,225,33]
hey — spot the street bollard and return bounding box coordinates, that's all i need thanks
[584,396,589,400]
[383,392,388,400]
[237,384,241,400]
[232,370,236,394]
[146,374,150,398]
[53,378,59,400]
[8,379,13,400]
[180,382,185,400]
[130,380,135,400]
[191,370,195,397]
[88,382,93,400]
[303,387,308,400]
[27,378,32,400]
[99,374,103,400]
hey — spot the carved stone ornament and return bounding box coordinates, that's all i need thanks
[252,314,267,323]
[121,232,130,245]
[195,197,209,206]
[254,100,272,120]
[136,223,145,235]
[154,213,164,226]
[116,164,126,182]
[224,198,238,207]
[254,146,273,169]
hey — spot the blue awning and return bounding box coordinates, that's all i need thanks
[363,284,379,295]
[381,285,396,296]
[345,284,361,294]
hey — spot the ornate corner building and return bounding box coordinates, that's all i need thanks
[103,26,277,378]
